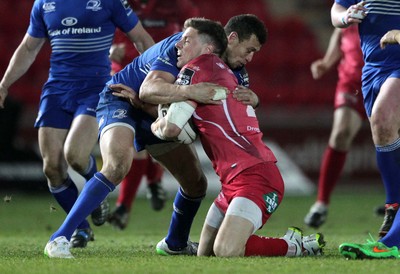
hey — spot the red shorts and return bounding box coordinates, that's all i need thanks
[335,80,366,119]
[214,162,284,226]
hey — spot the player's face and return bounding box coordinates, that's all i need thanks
[225,33,261,69]
[176,27,210,68]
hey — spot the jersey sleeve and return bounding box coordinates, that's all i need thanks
[27,0,47,38]
[150,37,180,77]
[335,0,356,9]
[112,0,139,33]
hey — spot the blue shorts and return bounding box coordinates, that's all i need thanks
[362,66,400,117]
[96,87,168,151]
[34,78,108,129]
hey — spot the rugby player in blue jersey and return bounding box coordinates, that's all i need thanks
[42,14,266,258]
[0,0,154,249]
[330,1,400,260]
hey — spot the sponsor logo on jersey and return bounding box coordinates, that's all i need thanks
[176,68,195,85]
[86,0,102,11]
[112,109,128,119]
[43,2,56,13]
[156,56,173,66]
[61,17,78,27]
[48,24,102,37]
[246,125,260,132]
[264,191,279,214]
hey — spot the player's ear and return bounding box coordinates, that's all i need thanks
[227,32,239,43]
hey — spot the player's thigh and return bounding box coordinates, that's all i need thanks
[372,77,400,140]
[149,143,206,195]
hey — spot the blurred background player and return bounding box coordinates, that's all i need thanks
[303,25,367,228]
[107,0,200,230]
[0,0,154,249]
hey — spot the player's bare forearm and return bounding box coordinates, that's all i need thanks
[331,2,367,28]
[140,78,227,105]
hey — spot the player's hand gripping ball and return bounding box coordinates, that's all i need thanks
[157,103,197,144]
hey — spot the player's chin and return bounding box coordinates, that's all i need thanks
[177,59,185,69]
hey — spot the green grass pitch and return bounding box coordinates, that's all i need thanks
[0,185,395,274]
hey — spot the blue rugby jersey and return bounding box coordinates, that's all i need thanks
[336,0,400,115]
[97,31,253,150]
[110,32,182,93]
[109,31,250,95]
[28,0,139,80]
[336,0,400,69]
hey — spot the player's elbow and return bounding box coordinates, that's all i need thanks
[138,84,150,101]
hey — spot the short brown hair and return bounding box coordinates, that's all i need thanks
[183,18,228,56]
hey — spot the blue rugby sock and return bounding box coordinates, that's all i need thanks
[376,138,400,203]
[81,155,97,182]
[49,177,90,230]
[50,172,115,241]
[165,188,204,249]
[381,207,400,248]
[377,139,400,248]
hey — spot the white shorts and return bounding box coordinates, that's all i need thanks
[205,197,262,234]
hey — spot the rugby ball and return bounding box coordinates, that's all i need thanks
[177,120,198,144]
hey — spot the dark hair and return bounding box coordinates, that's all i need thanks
[183,18,228,56]
[224,14,268,44]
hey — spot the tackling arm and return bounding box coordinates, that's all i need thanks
[139,70,228,105]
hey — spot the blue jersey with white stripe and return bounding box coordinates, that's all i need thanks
[336,0,400,69]
[97,31,250,150]
[108,32,249,94]
[28,0,138,80]
[336,0,400,116]
[110,32,182,93]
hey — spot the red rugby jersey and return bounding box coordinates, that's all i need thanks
[177,54,277,183]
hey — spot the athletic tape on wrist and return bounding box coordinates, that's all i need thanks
[213,88,227,100]
[165,101,195,129]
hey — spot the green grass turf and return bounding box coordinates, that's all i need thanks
[0,185,394,274]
